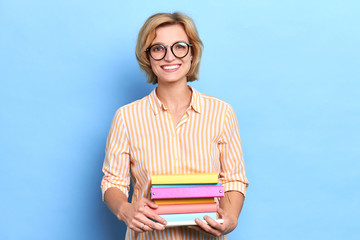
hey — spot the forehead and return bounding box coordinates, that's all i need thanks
[152,24,189,44]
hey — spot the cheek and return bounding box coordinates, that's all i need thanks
[150,60,160,73]
[185,55,193,70]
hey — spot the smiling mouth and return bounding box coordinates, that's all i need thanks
[161,64,180,70]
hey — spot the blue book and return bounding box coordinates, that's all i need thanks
[159,212,223,227]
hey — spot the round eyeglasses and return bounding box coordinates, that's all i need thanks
[146,42,192,61]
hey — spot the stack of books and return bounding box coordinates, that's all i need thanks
[150,173,224,227]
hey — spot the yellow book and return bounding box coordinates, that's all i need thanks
[154,197,215,205]
[151,173,218,185]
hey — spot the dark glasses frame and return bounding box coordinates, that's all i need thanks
[146,41,192,61]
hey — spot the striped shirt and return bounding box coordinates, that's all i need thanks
[101,86,248,239]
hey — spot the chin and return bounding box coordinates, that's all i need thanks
[160,77,185,83]
[157,74,187,84]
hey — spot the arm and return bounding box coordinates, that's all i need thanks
[189,105,248,236]
[218,191,245,233]
[101,110,166,232]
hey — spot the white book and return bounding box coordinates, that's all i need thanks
[164,219,224,227]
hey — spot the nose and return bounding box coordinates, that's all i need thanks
[164,46,176,61]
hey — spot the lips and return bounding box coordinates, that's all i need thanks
[161,64,180,71]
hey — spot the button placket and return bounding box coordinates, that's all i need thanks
[167,111,179,173]
[173,128,180,173]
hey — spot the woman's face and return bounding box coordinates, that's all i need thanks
[149,24,192,85]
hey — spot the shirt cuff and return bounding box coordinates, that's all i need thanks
[222,181,248,198]
[101,181,129,201]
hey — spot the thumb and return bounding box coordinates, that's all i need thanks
[217,207,226,218]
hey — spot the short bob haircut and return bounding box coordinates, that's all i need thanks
[136,12,203,84]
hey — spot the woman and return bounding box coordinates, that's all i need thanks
[101,12,248,239]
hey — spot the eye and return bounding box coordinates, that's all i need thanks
[151,45,165,52]
[175,43,187,49]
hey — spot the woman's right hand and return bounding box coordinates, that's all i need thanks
[119,197,167,233]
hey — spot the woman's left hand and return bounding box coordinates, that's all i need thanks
[188,207,237,237]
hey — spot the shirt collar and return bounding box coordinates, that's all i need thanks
[189,86,201,114]
[149,86,202,115]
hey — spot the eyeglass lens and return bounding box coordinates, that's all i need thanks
[149,42,190,60]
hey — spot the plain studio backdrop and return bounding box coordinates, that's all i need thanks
[0,0,359,239]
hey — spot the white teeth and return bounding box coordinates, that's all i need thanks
[163,65,180,70]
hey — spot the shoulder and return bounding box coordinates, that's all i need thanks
[199,92,232,111]
[114,96,150,116]
[195,90,239,122]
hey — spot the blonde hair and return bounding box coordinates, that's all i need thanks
[136,12,203,84]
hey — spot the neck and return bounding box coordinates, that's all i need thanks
[156,81,192,109]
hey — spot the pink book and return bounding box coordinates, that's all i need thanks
[151,186,224,199]
[151,203,218,215]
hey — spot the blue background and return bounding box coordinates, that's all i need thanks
[1,0,359,239]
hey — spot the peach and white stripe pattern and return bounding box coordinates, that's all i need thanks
[101,86,248,240]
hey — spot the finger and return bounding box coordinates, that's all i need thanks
[195,217,222,237]
[216,208,228,226]
[135,200,167,226]
[135,221,153,232]
[146,212,167,226]
[191,219,221,237]
[136,214,165,231]
[131,208,164,231]
[129,220,146,233]
[142,208,167,226]
[204,215,225,232]
[140,199,167,225]
[143,198,159,209]
[141,223,153,232]
[204,215,221,226]
[144,221,165,231]
[217,207,227,218]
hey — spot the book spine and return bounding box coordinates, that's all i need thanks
[165,219,224,227]
[159,212,218,223]
[154,198,215,205]
[151,203,218,215]
[151,173,218,185]
[151,186,224,199]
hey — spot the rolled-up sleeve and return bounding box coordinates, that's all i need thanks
[219,105,249,197]
[101,109,131,201]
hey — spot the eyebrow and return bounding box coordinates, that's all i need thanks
[150,40,189,46]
